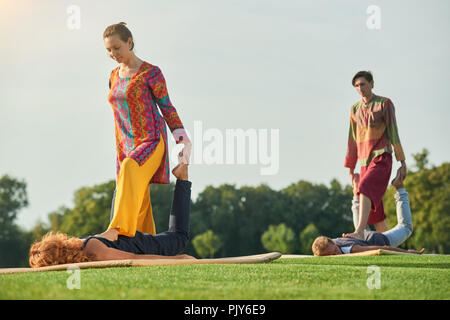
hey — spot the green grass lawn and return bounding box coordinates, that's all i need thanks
[1,255,449,300]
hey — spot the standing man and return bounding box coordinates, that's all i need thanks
[343,71,407,240]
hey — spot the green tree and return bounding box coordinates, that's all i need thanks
[0,174,28,240]
[50,181,175,237]
[281,179,353,239]
[383,149,450,253]
[232,184,285,255]
[299,223,320,254]
[261,223,296,253]
[0,174,32,267]
[149,183,177,233]
[57,180,116,237]
[412,148,429,171]
[190,184,243,257]
[192,230,223,258]
[190,178,354,257]
[190,183,288,257]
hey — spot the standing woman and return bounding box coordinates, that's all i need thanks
[97,22,191,241]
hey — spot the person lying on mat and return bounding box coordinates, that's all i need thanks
[29,163,195,268]
[311,168,425,256]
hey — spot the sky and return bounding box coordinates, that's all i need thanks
[1,0,449,230]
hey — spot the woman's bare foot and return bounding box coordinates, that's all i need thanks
[172,163,188,180]
[95,228,119,241]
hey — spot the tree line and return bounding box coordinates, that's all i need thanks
[0,149,448,267]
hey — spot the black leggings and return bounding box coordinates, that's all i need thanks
[148,179,192,255]
[87,179,192,256]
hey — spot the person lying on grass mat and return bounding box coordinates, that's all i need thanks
[311,168,425,256]
[29,163,195,268]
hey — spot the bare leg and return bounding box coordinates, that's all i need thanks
[343,193,371,240]
[373,220,388,232]
[373,169,402,232]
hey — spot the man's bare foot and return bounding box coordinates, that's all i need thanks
[95,228,119,241]
[391,168,404,189]
[172,163,188,180]
[342,231,365,240]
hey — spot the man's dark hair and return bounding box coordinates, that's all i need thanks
[352,71,373,86]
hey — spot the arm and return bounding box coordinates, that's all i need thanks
[148,66,191,164]
[85,238,194,261]
[148,66,190,144]
[384,100,407,179]
[351,244,424,254]
[384,99,406,163]
[344,112,358,176]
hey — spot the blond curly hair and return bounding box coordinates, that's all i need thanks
[311,236,333,256]
[29,232,92,268]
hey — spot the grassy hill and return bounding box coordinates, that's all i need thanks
[0,255,448,300]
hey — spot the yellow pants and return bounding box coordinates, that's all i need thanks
[108,133,165,237]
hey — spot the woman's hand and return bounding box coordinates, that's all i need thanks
[173,128,191,164]
[176,254,196,259]
[178,142,192,165]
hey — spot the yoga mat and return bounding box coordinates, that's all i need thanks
[331,249,422,257]
[0,252,282,275]
[281,249,427,258]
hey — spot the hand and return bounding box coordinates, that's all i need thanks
[176,254,196,259]
[399,162,407,181]
[172,128,191,164]
[408,248,425,254]
[349,169,355,187]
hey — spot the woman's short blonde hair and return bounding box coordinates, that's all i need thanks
[103,22,134,50]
